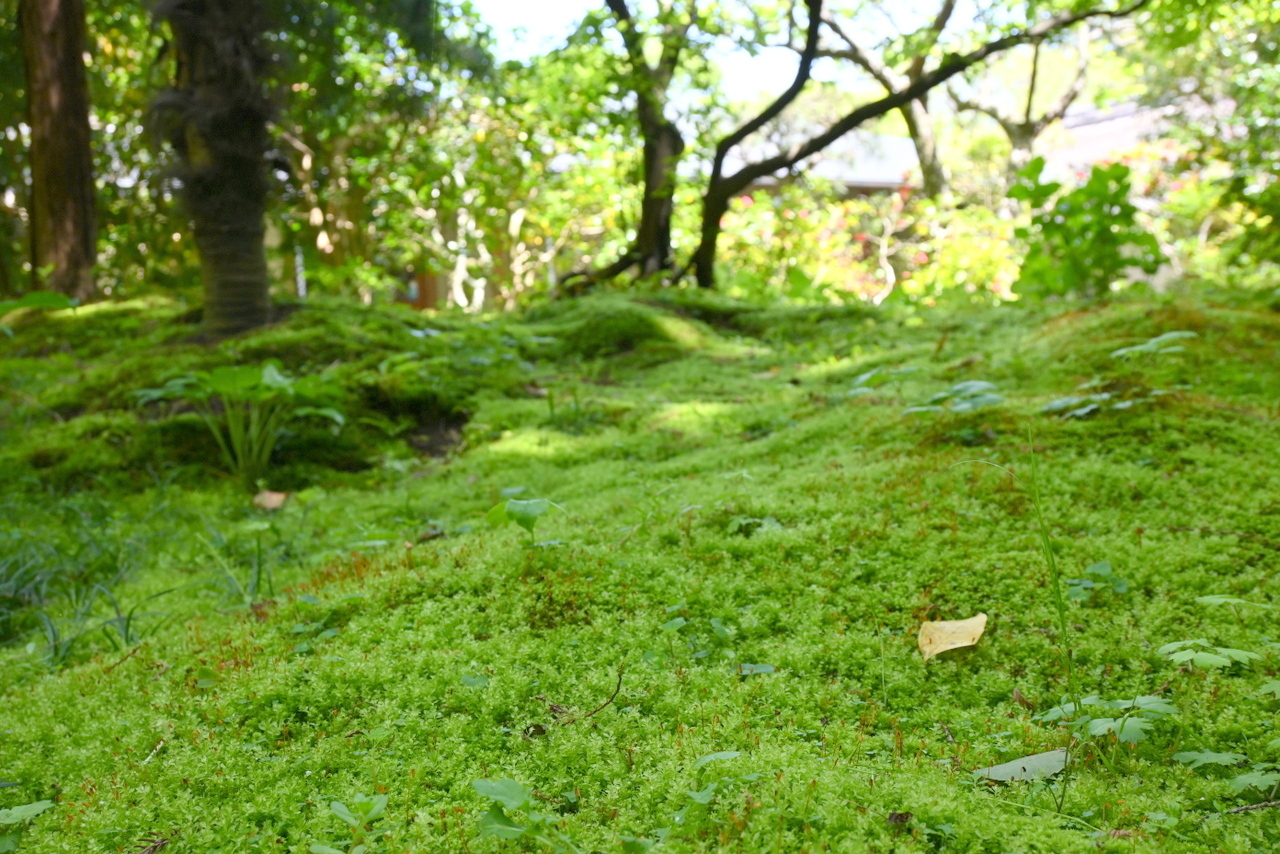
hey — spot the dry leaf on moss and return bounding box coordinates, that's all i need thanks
[252,490,289,511]
[918,612,988,661]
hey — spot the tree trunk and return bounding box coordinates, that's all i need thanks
[1007,126,1037,178]
[635,116,684,276]
[192,203,270,338]
[901,99,949,200]
[693,188,731,289]
[20,0,96,300]
[154,0,274,338]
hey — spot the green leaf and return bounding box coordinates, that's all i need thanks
[1124,695,1178,716]
[1229,770,1280,794]
[310,845,346,854]
[477,803,527,840]
[472,779,531,810]
[1217,647,1261,663]
[1185,651,1232,668]
[1173,750,1247,769]
[1258,681,1280,699]
[973,749,1067,783]
[1157,639,1209,655]
[328,800,361,828]
[737,662,775,675]
[1195,594,1251,607]
[1087,716,1151,743]
[352,793,386,822]
[660,617,687,631]
[686,782,719,804]
[0,801,54,825]
[0,292,74,313]
[486,502,511,527]
[693,750,741,769]
[504,498,554,533]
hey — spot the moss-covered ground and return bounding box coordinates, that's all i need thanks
[1,291,1279,853]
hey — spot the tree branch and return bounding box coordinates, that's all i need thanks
[816,14,898,90]
[715,0,1149,198]
[605,0,648,70]
[907,0,959,80]
[712,0,823,182]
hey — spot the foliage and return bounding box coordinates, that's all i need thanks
[904,380,1004,414]
[0,800,54,852]
[136,362,345,488]
[1010,157,1165,298]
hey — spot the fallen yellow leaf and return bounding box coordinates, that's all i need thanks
[918,612,988,661]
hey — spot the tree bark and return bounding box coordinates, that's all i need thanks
[192,198,270,338]
[20,0,96,300]
[635,110,684,276]
[153,0,274,338]
[901,98,949,200]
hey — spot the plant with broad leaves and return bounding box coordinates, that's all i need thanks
[1173,749,1247,769]
[847,366,920,400]
[1111,330,1197,359]
[0,292,75,337]
[1009,157,1165,299]
[0,800,54,852]
[487,497,564,544]
[1037,694,1178,746]
[472,779,582,854]
[904,380,1003,415]
[1064,561,1129,603]
[309,793,387,854]
[1228,764,1280,798]
[136,361,344,489]
[1158,638,1260,670]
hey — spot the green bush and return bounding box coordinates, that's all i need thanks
[1010,158,1164,298]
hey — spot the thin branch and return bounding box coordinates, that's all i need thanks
[1226,801,1280,815]
[712,0,823,182]
[816,14,898,90]
[714,0,1150,198]
[583,663,625,719]
[907,0,959,80]
[605,0,647,70]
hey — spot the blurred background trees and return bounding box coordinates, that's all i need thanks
[3,0,1277,332]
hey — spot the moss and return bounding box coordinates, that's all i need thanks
[4,292,1280,852]
[529,294,716,358]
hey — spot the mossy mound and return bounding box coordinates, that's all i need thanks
[527,294,718,359]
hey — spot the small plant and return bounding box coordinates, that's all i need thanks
[1158,638,1260,670]
[487,497,564,544]
[1064,561,1129,603]
[0,799,54,850]
[1037,694,1178,749]
[1111,330,1197,359]
[905,380,1003,414]
[198,525,277,610]
[544,386,605,434]
[472,779,582,853]
[310,793,388,854]
[847,365,919,399]
[136,362,344,488]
